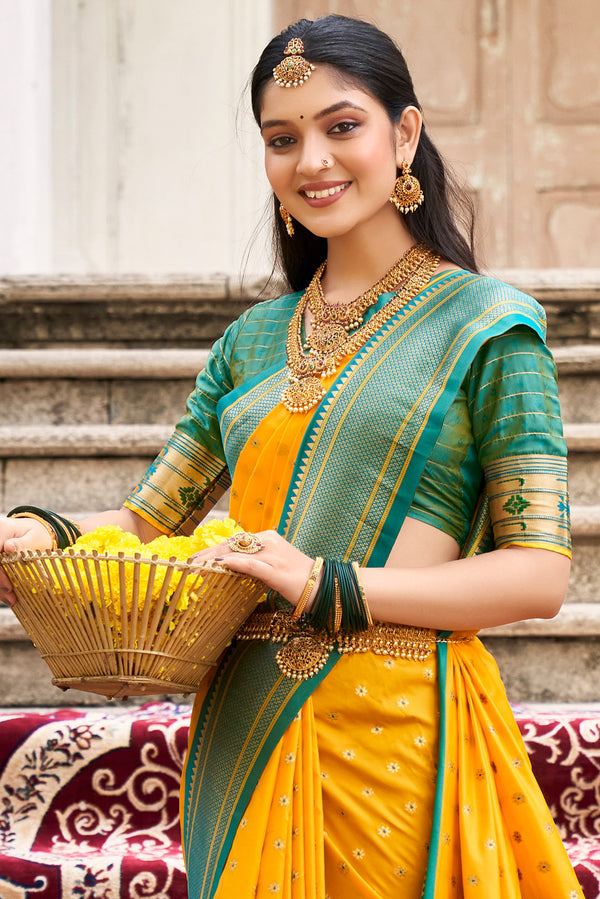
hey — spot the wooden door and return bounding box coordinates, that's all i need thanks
[275,0,600,269]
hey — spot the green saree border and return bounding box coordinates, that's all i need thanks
[183,640,340,899]
[424,637,449,899]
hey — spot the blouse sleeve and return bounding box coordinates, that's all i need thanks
[123,317,246,535]
[466,326,571,557]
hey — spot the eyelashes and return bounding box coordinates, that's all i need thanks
[328,121,359,134]
[267,136,295,148]
[266,120,361,149]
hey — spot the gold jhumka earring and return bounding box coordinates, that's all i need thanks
[389,160,424,213]
[279,204,295,237]
[273,38,316,88]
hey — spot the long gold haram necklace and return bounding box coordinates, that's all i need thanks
[281,243,440,413]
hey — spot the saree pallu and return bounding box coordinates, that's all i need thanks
[181,273,582,898]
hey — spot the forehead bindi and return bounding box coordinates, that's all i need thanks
[259,68,373,128]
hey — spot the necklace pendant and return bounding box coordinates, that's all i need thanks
[305,322,348,355]
[281,375,326,413]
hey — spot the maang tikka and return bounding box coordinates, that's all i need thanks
[273,37,316,88]
[390,160,424,214]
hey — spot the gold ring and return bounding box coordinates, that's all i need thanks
[228,532,264,554]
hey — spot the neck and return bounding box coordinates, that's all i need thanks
[321,216,417,304]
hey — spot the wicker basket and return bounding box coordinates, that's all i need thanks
[0,548,264,699]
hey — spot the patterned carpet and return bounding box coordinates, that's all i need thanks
[0,701,598,898]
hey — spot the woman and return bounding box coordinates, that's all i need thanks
[0,15,583,899]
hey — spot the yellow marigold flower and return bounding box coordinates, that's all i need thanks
[54,518,244,642]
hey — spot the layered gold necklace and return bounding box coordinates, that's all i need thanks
[281,243,440,413]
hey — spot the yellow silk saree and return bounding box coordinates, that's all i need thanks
[127,271,581,898]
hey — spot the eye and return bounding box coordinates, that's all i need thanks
[328,121,359,135]
[266,135,296,149]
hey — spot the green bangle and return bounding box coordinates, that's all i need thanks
[7,506,82,550]
[305,558,372,635]
[307,558,337,635]
[333,560,371,632]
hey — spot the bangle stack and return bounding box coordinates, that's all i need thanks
[293,558,372,637]
[7,506,82,551]
[265,557,373,680]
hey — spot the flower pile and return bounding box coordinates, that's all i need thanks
[53,518,244,636]
[70,517,242,561]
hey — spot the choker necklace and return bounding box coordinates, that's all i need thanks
[281,243,440,413]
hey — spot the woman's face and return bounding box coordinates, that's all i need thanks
[259,65,406,241]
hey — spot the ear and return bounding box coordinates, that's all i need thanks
[393,106,423,169]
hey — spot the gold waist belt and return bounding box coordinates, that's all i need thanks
[237,609,474,681]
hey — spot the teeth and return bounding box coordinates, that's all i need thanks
[304,183,349,199]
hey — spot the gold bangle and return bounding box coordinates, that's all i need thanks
[352,561,373,627]
[333,572,342,635]
[292,556,324,621]
[10,512,58,550]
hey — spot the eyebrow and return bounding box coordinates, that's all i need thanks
[260,100,367,132]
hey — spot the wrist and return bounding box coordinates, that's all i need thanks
[8,513,58,550]
[292,557,323,620]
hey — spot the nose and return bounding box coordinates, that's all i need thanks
[296,134,331,176]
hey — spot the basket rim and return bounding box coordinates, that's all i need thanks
[0,547,237,574]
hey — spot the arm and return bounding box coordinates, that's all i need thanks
[0,507,161,605]
[358,545,569,629]
[1,324,238,602]
[0,506,157,555]
[189,532,569,631]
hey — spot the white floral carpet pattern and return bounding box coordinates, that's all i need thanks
[0,703,189,899]
[0,701,598,898]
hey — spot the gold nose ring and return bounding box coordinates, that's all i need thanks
[321,158,330,168]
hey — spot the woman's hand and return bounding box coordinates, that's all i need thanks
[0,516,55,605]
[189,529,315,607]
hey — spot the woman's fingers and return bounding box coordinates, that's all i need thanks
[190,530,315,605]
[0,517,55,606]
[0,517,54,553]
[0,569,16,606]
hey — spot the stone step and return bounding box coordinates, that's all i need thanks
[0,600,598,706]
[0,275,260,349]
[1,270,600,348]
[0,349,208,426]
[553,344,600,422]
[1,420,598,455]
[1,344,599,425]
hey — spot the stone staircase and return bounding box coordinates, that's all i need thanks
[1,273,599,705]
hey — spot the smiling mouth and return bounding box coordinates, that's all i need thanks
[302,182,350,199]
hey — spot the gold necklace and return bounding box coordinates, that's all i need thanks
[281,244,440,414]
[306,243,432,335]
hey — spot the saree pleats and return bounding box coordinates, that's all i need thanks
[214,700,326,899]
[215,651,437,898]
[431,637,582,898]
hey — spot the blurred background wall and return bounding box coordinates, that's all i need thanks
[2,0,599,278]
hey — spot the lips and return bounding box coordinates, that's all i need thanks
[299,181,351,206]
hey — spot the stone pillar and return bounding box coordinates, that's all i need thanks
[50,0,273,276]
[0,0,52,273]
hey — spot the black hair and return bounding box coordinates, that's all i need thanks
[251,15,479,291]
